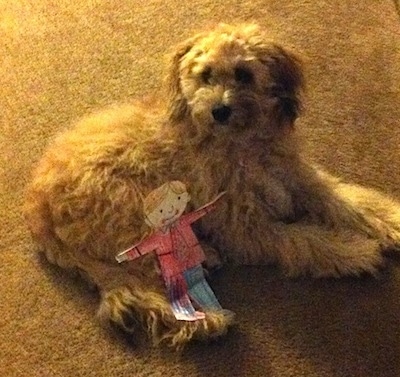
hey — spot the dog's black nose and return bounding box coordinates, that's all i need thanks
[212,105,232,123]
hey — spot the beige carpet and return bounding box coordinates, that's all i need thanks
[1,1,400,376]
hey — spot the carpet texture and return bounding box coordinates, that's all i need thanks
[1,1,400,376]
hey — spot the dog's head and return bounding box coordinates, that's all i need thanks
[166,24,304,141]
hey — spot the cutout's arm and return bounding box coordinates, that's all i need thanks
[115,235,159,263]
[182,192,226,225]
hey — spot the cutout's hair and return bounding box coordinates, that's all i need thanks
[143,181,187,215]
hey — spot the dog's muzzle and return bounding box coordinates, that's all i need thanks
[212,105,232,124]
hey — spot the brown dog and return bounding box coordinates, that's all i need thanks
[24,24,400,347]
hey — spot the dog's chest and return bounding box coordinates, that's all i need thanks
[237,154,263,182]
[229,150,296,221]
[234,146,271,183]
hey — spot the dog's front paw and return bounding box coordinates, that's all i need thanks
[202,244,224,274]
[312,240,385,278]
[380,238,400,255]
[281,230,386,278]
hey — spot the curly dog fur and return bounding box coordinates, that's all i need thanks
[24,24,400,347]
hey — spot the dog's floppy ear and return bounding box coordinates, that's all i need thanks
[268,46,304,124]
[254,43,305,124]
[165,34,203,122]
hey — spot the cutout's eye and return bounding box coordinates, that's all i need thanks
[160,209,163,213]
[177,196,181,200]
[201,67,212,84]
[235,67,253,84]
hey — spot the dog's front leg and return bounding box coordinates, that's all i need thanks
[215,209,384,277]
[333,182,400,252]
[270,221,384,277]
[289,164,396,242]
[214,163,391,276]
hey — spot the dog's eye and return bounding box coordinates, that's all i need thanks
[201,67,212,84]
[235,67,253,84]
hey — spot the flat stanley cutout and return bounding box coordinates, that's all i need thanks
[116,181,233,322]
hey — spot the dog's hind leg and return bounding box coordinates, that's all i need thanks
[77,256,233,348]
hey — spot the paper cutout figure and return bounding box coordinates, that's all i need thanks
[116,181,228,321]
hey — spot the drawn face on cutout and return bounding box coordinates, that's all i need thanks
[145,188,191,229]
